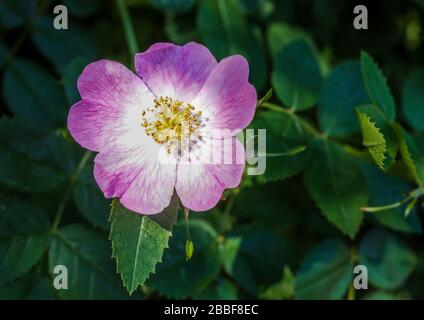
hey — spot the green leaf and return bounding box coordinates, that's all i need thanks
[318,60,370,136]
[0,117,80,175]
[295,239,353,300]
[49,224,134,299]
[73,165,110,231]
[356,104,398,170]
[0,274,56,300]
[303,140,368,238]
[267,22,312,60]
[24,276,58,300]
[248,111,309,182]
[0,0,36,29]
[147,220,220,298]
[359,229,417,290]
[272,40,322,110]
[0,144,66,193]
[31,17,97,74]
[357,109,387,169]
[260,266,295,300]
[64,57,89,105]
[361,163,422,235]
[402,68,424,132]
[197,0,267,92]
[2,59,68,129]
[0,195,50,286]
[394,124,424,186]
[221,226,295,295]
[360,52,396,122]
[0,274,58,300]
[0,117,51,161]
[109,198,178,294]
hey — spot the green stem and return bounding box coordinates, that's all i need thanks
[51,151,92,233]
[184,207,191,240]
[347,283,356,300]
[261,102,326,139]
[348,247,358,300]
[116,0,139,59]
[361,200,408,213]
[361,187,423,213]
[261,102,371,161]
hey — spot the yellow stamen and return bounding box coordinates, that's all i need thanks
[141,96,204,154]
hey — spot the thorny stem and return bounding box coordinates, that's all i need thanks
[116,0,139,60]
[51,151,92,233]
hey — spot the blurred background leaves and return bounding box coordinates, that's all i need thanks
[0,0,424,300]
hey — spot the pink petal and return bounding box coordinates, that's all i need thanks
[192,55,257,135]
[175,137,245,212]
[68,60,155,152]
[94,143,177,215]
[135,42,217,101]
[77,59,154,110]
[68,100,120,152]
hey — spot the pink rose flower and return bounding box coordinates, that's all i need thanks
[67,42,257,214]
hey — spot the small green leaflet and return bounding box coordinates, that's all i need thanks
[402,68,424,132]
[394,124,424,187]
[356,109,387,169]
[272,40,323,110]
[303,140,369,238]
[360,52,396,122]
[109,197,179,294]
[356,104,398,170]
[295,239,353,300]
[318,60,370,137]
[49,224,132,299]
[0,195,50,286]
[359,229,417,290]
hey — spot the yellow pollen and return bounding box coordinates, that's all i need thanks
[141,96,203,154]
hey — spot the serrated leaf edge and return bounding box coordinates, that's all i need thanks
[108,200,172,295]
[356,109,387,170]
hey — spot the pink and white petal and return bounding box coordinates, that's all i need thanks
[67,97,151,152]
[176,137,245,212]
[135,42,217,101]
[68,100,119,152]
[94,142,177,215]
[77,59,154,111]
[192,55,257,135]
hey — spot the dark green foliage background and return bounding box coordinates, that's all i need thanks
[1,0,424,300]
